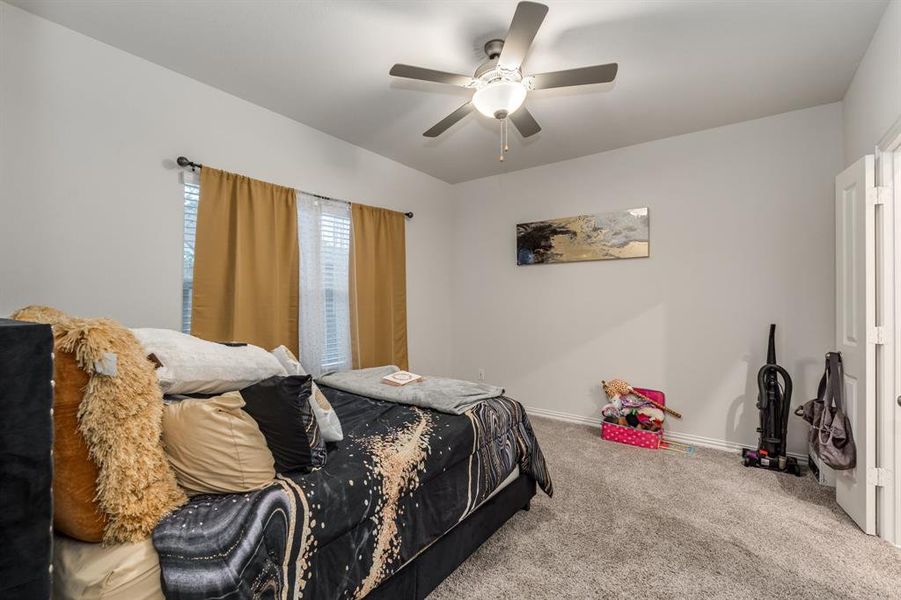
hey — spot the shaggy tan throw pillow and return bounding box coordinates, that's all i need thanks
[12,306,186,544]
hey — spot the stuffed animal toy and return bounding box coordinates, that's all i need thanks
[601,378,676,432]
[603,378,681,419]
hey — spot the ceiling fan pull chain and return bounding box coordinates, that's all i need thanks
[504,118,509,153]
[499,119,504,162]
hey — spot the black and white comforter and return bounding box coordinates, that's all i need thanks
[152,386,552,599]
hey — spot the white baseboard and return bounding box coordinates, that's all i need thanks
[525,406,603,427]
[524,405,807,461]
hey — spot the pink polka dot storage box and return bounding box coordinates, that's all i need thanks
[600,387,665,450]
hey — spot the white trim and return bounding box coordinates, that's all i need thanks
[880,112,901,547]
[525,405,603,427]
[878,115,901,153]
[524,406,807,461]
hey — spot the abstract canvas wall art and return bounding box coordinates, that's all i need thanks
[516,208,649,265]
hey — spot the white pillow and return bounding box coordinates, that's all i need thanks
[271,345,307,376]
[310,381,344,442]
[131,328,287,394]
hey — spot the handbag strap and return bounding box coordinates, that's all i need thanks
[817,362,828,403]
[827,352,845,412]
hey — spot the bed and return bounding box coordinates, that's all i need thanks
[150,385,553,599]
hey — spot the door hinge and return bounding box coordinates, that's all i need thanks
[867,467,892,487]
[867,185,891,206]
[868,326,887,345]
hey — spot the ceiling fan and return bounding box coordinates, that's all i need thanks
[389,1,618,160]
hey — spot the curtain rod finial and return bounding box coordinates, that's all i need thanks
[177,156,201,171]
[404,212,413,219]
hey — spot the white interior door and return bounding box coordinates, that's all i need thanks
[835,155,877,535]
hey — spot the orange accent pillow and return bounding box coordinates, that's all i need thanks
[52,350,106,542]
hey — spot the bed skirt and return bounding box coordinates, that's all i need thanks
[368,474,536,600]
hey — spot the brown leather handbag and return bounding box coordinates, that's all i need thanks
[794,352,857,470]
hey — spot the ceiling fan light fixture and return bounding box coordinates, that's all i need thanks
[472,80,527,119]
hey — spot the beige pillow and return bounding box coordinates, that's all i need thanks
[53,535,163,600]
[161,392,276,496]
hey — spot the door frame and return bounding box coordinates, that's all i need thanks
[877,114,901,546]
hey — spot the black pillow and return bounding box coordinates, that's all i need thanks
[240,375,326,473]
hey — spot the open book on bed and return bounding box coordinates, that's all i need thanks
[382,370,423,386]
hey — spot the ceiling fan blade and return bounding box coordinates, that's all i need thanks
[423,103,474,137]
[509,106,541,138]
[497,2,549,70]
[530,63,619,90]
[389,64,474,87]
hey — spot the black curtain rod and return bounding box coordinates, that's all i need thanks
[177,156,413,219]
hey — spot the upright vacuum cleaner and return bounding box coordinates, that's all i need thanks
[741,324,801,476]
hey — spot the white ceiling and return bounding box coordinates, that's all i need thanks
[12,0,887,183]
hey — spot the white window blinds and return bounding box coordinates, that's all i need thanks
[182,179,199,334]
[297,193,352,376]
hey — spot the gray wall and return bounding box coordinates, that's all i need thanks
[843,0,900,164]
[450,104,843,455]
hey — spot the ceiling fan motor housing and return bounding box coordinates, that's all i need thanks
[483,38,505,60]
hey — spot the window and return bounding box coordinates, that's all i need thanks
[298,193,352,376]
[181,184,352,375]
[319,210,352,371]
[182,177,199,334]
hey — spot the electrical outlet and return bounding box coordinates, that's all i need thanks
[477,368,485,382]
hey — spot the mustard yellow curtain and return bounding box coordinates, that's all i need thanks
[349,204,408,370]
[192,167,299,354]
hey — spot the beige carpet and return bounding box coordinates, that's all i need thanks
[429,417,901,600]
